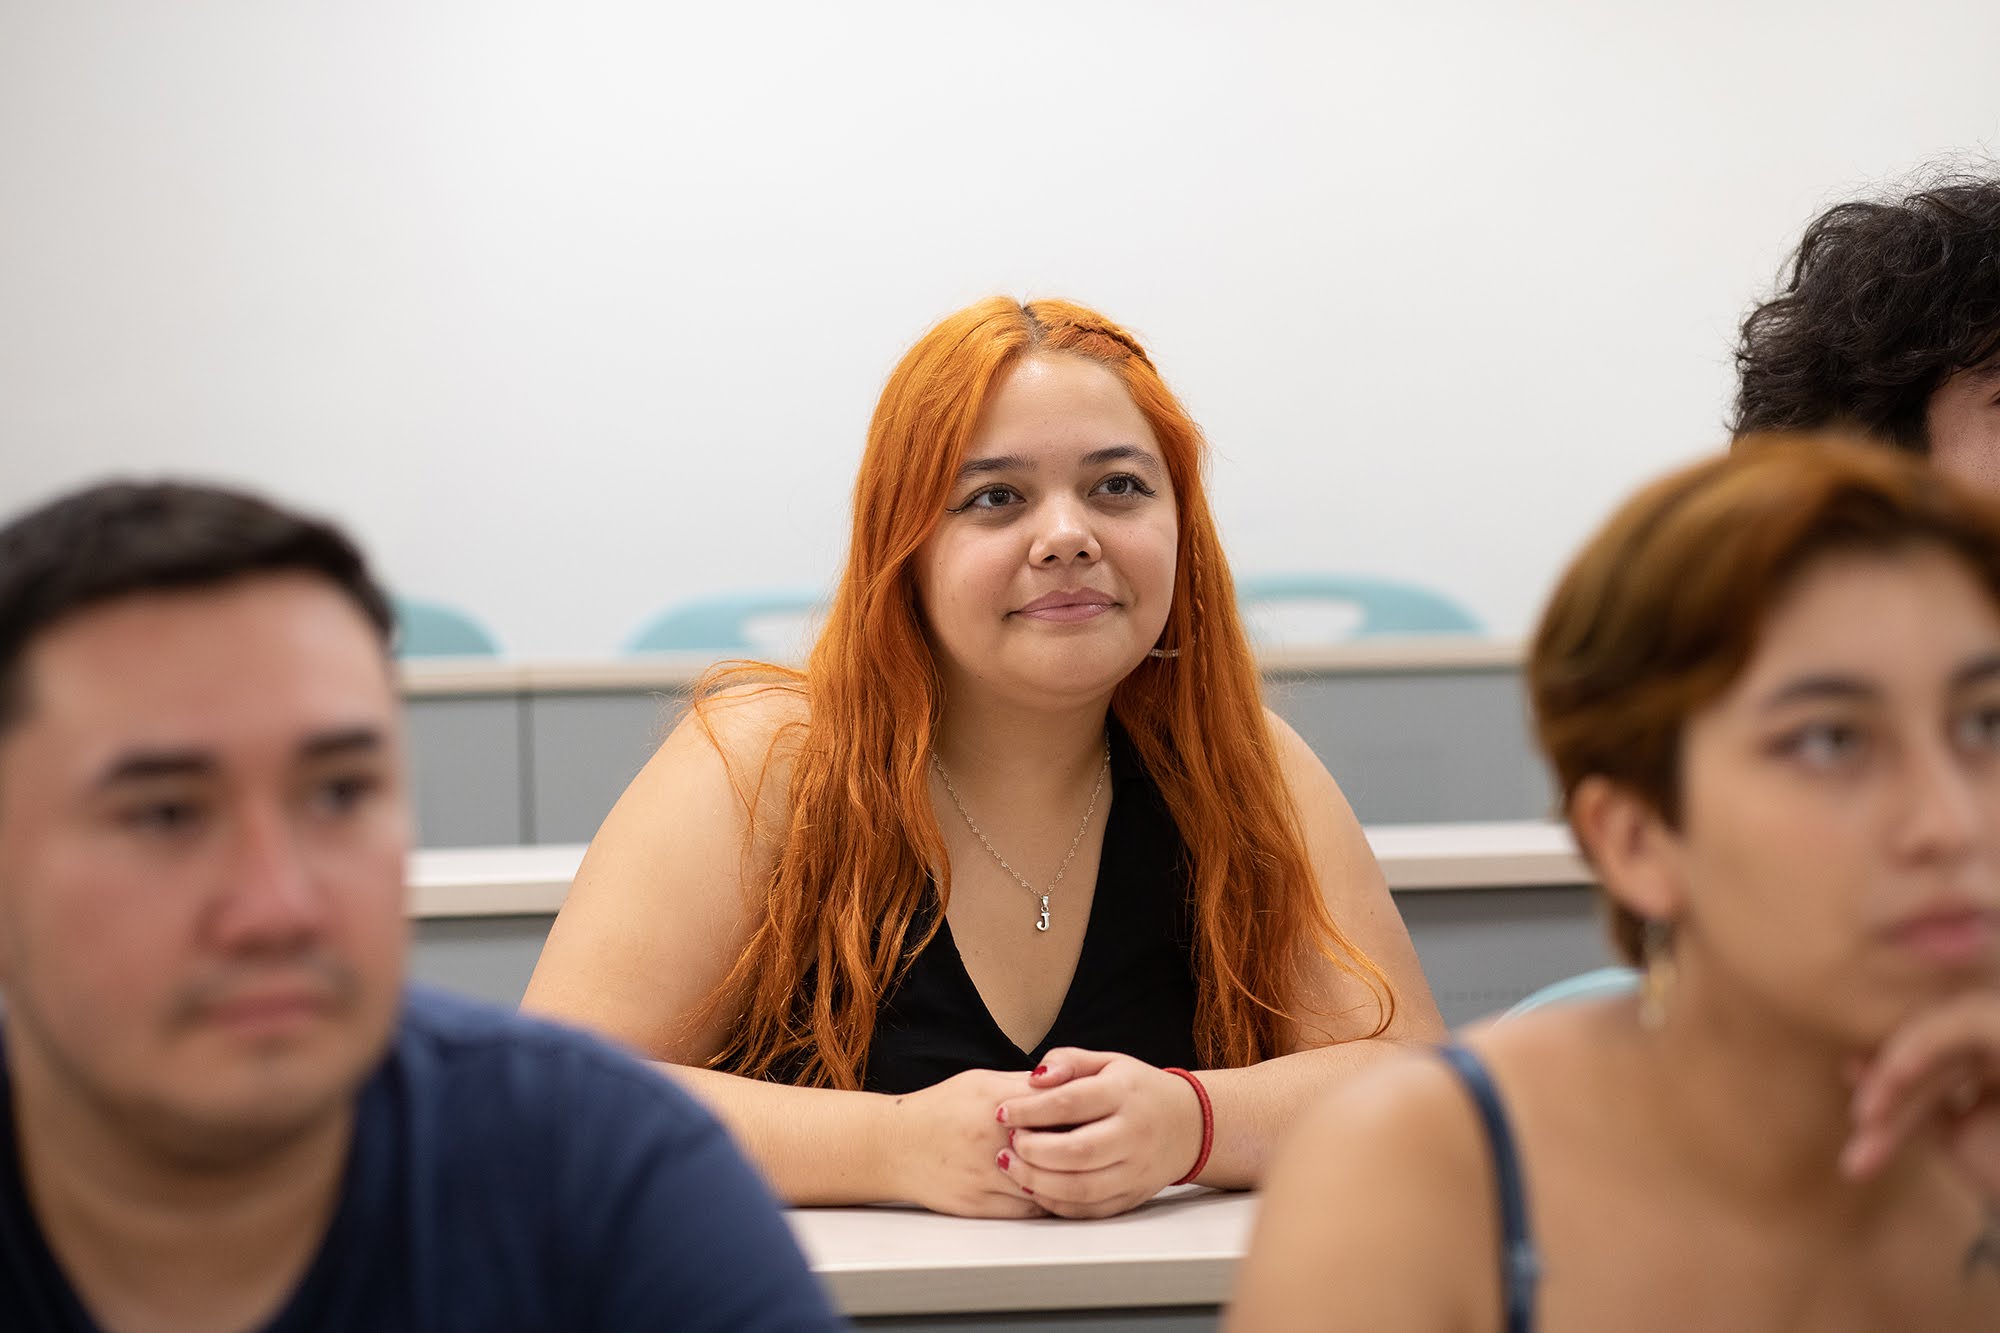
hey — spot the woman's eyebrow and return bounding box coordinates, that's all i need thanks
[1079,444,1164,478]
[1754,653,2000,713]
[952,453,1032,484]
[952,443,1164,486]
[1756,673,1876,713]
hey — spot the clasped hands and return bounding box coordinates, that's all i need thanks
[1842,990,2000,1204]
[893,1048,1205,1219]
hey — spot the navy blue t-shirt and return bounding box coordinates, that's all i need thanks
[0,987,841,1332]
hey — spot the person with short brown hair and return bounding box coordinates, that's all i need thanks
[1232,437,2000,1331]
[0,480,838,1332]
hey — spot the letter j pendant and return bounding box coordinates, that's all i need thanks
[1037,895,1051,932]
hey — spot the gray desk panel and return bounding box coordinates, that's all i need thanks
[1266,670,1552,824]
[410,916,556,1008]
[527,690,686,843]
[1399,885,1613,1026]
[402,666,1551,850]
[406,696,526,847]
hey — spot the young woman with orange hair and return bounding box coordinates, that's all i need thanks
[1232,436,2000,1330]
[520,298,1442,1218]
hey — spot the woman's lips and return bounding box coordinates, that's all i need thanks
[1885,907,2000,967]
[1013,591,1116,622]
[1016,601,1115,623]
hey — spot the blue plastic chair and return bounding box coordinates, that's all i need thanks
[624,592,826,656]
[1501,966,1640,1020]
[1235,574,1480,642]
[393,598,501,658]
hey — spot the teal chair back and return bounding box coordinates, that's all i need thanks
[393,598,500,658]
[1235,574,1480,642]
[625,593,826,657]
[1502,966,1640,1020]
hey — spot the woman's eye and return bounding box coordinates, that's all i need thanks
[1095,473,1154,499]
[1782,722,1865,768]
[950,486,1021,513]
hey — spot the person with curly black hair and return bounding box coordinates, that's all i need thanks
[1733,170,2000,489]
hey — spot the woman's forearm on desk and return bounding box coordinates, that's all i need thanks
[657,1063,898,1205]
[1195,1037,1434,1190]
[658,1062,1043,1217]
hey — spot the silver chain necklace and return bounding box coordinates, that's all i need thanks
[931,737,1110,933]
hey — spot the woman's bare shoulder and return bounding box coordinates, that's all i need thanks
[1290,1042,1490,1172]
[1233,1046,1499,1331]
[680,678,812,765]
[518,678,811,1057]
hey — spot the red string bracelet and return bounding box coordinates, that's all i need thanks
[1162,1067,1213,1186]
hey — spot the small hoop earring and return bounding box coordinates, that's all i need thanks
[1147,646,1181,659]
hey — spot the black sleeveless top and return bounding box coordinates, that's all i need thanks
[862,723,1201,1095]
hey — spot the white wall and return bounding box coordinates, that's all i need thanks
[2,1,1996,656]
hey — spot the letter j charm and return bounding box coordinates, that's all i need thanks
[1037,895,1051,932]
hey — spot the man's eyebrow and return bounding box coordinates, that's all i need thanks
[1952,654,2000,690]
[92,749,216,790]
[300,726,387,761]
[89,727,386,791]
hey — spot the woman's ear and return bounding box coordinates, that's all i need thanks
[1570,774,1687,923]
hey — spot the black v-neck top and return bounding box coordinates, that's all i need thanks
[862,723,1200,1095]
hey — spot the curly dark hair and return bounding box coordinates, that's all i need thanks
[1732,170,2000,452]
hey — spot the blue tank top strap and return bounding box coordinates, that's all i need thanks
[1437,1043,1539,1333]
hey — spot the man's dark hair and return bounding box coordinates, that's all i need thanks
[0,480,396,732]
[1732,169,2000,452]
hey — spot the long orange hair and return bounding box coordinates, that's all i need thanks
[697,297,1393,1087]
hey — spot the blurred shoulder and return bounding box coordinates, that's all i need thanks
[397,986,717,1133]
[1288,1040,1491,1175]
[1236,1043,1498,1331]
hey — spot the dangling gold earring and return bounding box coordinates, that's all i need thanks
[1638,918,1677,1031]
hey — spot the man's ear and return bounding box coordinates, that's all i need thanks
[1570,774,1687,924]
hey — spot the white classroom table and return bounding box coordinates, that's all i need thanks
[787,1187,1254,1321]
[406,820,1589,918]
[396,638,1527,698]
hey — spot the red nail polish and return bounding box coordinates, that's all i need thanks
[1008,1129,1017,1145]
[995,1105,1007,1124]
[997,1150,1012,1170]
[1033,1065,1048,1077]
[1023,1185,1035,1196]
